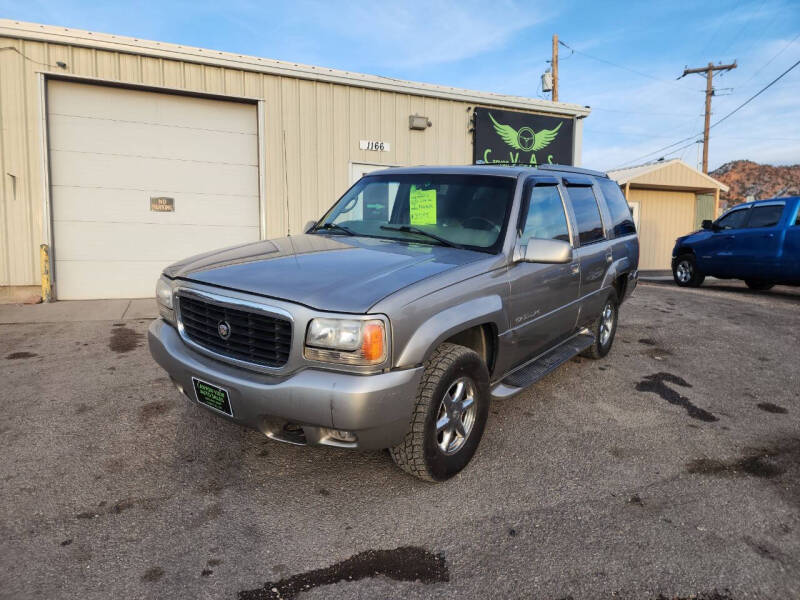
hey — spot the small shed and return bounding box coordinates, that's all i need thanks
[607,159,729,271]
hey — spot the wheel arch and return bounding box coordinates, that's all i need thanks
[393,295,504,372]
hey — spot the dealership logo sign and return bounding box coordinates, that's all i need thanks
[489,113,562,153]
[472,107,574,166]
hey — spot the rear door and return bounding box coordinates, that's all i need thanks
[562,177,612,328]
[783,201,800,281]
[732,202,786,279]
[506,177,580,365]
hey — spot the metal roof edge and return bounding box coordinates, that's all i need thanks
[0,19,591,118]
[608,159,729,192]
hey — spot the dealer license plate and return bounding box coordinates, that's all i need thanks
[192,378,233,417]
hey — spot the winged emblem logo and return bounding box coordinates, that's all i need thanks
[488,112,562,152]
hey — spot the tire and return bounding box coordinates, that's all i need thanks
[745,280,774,291]
[581,291,619,360]
[673,254,705,287]
[389,343,490,482]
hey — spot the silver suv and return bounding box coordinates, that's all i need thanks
[149,165,639,481]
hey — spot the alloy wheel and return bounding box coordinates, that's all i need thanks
[435,377,477,455]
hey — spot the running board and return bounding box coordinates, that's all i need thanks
[492,333,595,399]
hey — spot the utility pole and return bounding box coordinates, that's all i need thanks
[551,34,559,102]
[679,61,737,173]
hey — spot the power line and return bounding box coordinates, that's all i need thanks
[609,55,800,170]
[709,57,800,130]
[558,40,690,90]
[739,32,800,88]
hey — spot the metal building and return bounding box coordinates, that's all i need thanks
[608,159,729,271]
[0,20,590,300]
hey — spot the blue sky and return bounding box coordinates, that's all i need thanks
[3,0,799,171]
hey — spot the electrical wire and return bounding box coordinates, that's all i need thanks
[0,46,64,68]
[609,56,800,170]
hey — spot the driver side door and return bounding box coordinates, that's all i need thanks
[695,206,751,276]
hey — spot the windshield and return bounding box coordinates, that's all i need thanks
[314,173,517,253]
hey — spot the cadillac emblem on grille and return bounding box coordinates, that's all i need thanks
[217,320,232,340]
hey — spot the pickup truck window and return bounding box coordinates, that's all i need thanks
[565,185,605,246]
[316,174,516,253]
[716,207,750,230]
[597,178,636,237]
[745,204,784,228]
[521,186,570,245]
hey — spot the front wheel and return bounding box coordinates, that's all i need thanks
[390,343,490,482]
[673,254,705,287]
[745,279,775,291]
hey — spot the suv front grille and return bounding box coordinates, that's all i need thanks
[177,294,292,368]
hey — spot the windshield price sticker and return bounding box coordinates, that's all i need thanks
[359,140,391,152]
[409,186,437,225]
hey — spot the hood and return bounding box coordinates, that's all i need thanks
[164,234,486,313]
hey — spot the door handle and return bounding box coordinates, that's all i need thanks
[725,235,735,240]
[570,264,580,275]
[605,253,613,263]
[763,233,775,238]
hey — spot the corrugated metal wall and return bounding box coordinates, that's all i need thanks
[631,188,696,270]
[1,36,544,286]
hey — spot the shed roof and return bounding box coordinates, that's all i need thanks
[607,159,729,192]
[0,19,591,118]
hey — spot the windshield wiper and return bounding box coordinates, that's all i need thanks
[379,225,464,249]
[314,222,355,236]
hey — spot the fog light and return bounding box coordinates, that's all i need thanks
[325,429,357,443]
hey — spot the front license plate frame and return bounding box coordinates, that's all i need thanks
[191,377,233,417]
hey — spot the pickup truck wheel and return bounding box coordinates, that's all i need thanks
[581,291,618,359]
[745,280,775,291]
[673,254,705,287]
[389,343,490,482]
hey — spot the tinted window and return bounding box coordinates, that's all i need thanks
[521,185,570,244]
[716,208,750,230]
[745,204,784,228]
[597,178,636,237]
[566,185,605,245]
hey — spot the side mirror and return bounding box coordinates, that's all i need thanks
[303,220,317,233]
[701,219,713,230]
[522,238,573,264]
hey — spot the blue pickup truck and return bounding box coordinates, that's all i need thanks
[671,196,800,290]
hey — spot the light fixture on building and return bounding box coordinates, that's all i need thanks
[409,114,431,130]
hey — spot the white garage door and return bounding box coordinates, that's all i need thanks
[47,80,260,299]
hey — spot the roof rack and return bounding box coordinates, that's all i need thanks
[472,161,608,178]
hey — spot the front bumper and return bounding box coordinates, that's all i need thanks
[148,319,423,449]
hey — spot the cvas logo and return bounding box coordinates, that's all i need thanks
[489,112,562,152]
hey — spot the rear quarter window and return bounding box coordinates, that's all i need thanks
[597,178,636,237]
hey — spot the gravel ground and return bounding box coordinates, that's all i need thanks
[1,282,798,600]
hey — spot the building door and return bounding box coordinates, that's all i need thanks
[47,80,260,299]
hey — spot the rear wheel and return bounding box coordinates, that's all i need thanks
[582,291,618,359]
[673,254,705,287]
[390,343,490,482]
[745,279,775,291]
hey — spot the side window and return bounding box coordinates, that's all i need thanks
[796,208,800,226]
[565,185,605,245]
[520,185,570,245]
[745,204,784,228]
[597,178,636,237]
[716,207,750,230]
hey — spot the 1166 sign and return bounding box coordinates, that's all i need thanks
[473,107,574,166]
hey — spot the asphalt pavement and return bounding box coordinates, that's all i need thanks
[0,282,798,600]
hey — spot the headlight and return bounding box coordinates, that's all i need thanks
[304,318,387,365]
[155,276,176,324]
[156,276,174,309]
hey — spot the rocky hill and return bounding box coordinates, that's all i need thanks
[711,160,800,207]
